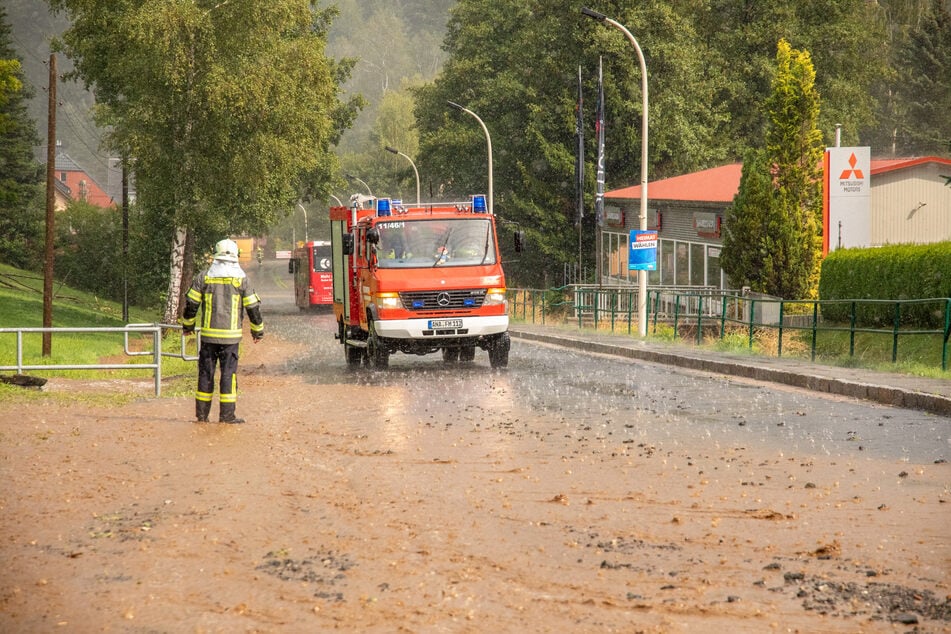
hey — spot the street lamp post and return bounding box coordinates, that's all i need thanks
[329,194,343,206]
[447,101,493,215]
[297,201,308,242]
[385,146,421,205]
[581,7,649,337]
[345,174,373,197]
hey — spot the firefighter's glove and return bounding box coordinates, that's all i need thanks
[252,332,264,344]
[180,320,195,335]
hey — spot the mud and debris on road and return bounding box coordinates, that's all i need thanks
[1,263,948,633]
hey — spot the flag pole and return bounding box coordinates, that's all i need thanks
[595,56,605,287]
[576,65,584,282]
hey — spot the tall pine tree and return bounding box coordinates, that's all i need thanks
[722,39,823,299]
[897,0,951,155]
[0,6,43,269]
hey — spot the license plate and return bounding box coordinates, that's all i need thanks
[428,319,462,329]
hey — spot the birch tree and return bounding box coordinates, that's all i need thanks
[49,0,354,322]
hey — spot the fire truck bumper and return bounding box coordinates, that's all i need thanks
[373,315,509,339]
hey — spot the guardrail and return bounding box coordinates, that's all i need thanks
[508,287,951,371]
[0,323,199,396]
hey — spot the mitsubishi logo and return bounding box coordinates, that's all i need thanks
[436,292,451,307]
[839,152,865,179]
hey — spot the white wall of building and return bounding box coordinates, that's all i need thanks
[871,162,951,246]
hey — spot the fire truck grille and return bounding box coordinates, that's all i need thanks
[400,289,487,311]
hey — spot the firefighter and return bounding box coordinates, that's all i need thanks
[180,238,264,423]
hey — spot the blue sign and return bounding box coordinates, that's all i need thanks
[629,230,658,271]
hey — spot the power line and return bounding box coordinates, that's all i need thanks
[58,105,109,172]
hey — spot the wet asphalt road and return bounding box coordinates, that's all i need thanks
[250,260,950,466]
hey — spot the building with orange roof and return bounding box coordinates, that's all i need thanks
[54,152,115,208]
[603,157,951,289]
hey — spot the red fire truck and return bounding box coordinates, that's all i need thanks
[331,195,510,368]
[289,240,333,311]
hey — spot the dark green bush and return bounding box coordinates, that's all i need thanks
[54,201,169,310]
[818,243,951,327]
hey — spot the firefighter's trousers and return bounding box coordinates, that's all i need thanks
[195,341,240,421]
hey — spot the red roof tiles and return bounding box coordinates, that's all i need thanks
[605,156,951,203]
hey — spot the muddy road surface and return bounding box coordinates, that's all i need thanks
[1,260,949,633]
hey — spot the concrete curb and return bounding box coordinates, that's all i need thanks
[510,328,951,418]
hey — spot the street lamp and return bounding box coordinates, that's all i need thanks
[297,201,308,242]
[329,194,343,206]
[447,101,493,215]
[345,173,373,197]
[385,146,421,205]
[582,7,649,337]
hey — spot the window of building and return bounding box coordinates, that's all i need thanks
[660,239,674,285]
[690,243,705,286]
[707,247,722,288]
[600,231,725,289]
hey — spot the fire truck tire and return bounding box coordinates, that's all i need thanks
[368,321,389,368]
[442,348,460,363]
[345,343,363,367]
[459,346,476,362]
[488,332,510,368]
[341,319,367,368]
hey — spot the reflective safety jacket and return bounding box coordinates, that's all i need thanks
[181,266,263,344]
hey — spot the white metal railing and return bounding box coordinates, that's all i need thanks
[0,324,199,397]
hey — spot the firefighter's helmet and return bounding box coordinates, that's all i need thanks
[214,239,240,262]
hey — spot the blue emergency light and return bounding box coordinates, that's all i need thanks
[471,194,487,213]
[376,198,392,216]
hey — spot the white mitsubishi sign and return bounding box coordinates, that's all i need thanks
[824,146,871,253]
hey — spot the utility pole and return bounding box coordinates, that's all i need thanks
[42,54,56,357]
[122,159,129,322]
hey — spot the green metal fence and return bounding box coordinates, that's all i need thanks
[508,286,951,371]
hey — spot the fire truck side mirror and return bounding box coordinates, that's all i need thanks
[342,233,354,255]
[366,228,380,245]
[514,230,525,253]
[288,259,296,274]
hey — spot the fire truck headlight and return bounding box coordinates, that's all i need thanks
[374,292,402,310]
[484,287,507,306]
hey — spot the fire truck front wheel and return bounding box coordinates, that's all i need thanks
[368,320,390,368]
[488,332,510,368]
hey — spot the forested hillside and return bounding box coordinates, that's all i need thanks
[5,0,103,183]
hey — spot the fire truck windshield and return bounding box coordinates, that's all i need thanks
[374,218,496,268]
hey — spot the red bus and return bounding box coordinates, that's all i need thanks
[289,240,333,310]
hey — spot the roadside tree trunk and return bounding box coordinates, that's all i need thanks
[177,229,196,321]
[163,226,187,325]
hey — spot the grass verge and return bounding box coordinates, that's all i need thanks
[0,263,197,403]
[510,311,950,379]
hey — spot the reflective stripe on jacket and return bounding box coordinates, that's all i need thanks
[182,270,263,344]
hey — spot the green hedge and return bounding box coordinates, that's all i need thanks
[818,242,951,327]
